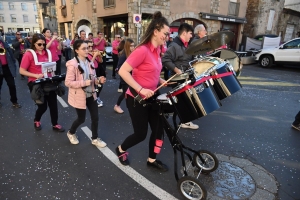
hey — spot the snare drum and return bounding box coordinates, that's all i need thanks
[156,93,174,114]
[168,79,221,123]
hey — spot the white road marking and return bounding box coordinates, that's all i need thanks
[81,126,178,200]
[57,95,68,107]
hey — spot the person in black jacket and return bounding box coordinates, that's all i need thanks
[12,31,26,79]
[113,38,135,114]
[162,23,199,130]
[292,111,300,131]
[0,37,21,108]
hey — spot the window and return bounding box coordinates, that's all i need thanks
[0,2,3,10]
[35,15,39,23]
[284,39,300,49]
[33,3,37,11]
[0,14,4,22]
[23,15,29,22]
[61,0,66,6]
[74,0,78,4]
[9,2,15,10]
[21,3,27,11]
[11,14,17,22]
[51,7,56,16]
[228,1,240,16]
[104,0,115,8]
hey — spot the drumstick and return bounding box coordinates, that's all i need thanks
[142,74,179,100]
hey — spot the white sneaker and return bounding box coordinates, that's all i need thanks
[67,132,79,144]
[97,98,103,107]
[92,138,107,148]
[117,89,123,93]
[114,105,124,114]
[180,122,199,129]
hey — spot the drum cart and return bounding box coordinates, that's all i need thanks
[158,102,219,200]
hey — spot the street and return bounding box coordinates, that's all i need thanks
[0,62,300,200]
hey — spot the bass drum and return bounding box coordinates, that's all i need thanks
[210,49,243,77]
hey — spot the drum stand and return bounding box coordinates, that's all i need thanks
[158,104,219,200]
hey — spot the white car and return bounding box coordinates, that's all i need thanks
[105,45,113,63]
[255,37,300,67]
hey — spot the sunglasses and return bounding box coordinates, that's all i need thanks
[88,45,93,48]
[36,43,46,47]
[16,34,21,35]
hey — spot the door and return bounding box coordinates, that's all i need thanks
[275,39,300,62]
[220,22,239,50]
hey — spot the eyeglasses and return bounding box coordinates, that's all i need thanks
[88,46,93,48]
[36,43,46,47]
[80,47,89,51]
[163,32,169,37]
[16,34,21,35]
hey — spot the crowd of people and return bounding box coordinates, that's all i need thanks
[0,11,299,174]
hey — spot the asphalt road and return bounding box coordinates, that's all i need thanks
[0,61,299,200]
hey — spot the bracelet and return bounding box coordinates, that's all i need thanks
[138,87,143,94]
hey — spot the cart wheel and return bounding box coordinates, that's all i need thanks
[193,150,219,173]
[177,176,207,200]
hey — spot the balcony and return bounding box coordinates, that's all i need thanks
[61,5,67,17]
[228,2,240,16]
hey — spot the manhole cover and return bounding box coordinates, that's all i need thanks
[199,161,256,199]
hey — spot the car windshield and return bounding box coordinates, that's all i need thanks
[20,32,28,38]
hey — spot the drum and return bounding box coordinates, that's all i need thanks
[192,57,225,79]
[167,79,221,123]
[170,70,195,85]
[156,93,174,114]
[210,63,242,100]
[210,49,243,77]
[34,73,66,84]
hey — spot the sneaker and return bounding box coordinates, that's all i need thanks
[53,124,65,132]
[97,98,103,107]
[34,121,42,131]
[67,131,79,144]
[147,160,168,172]
[115,147,129,165]
[180,121,199,129]
[92,138,107,148]
[12,103,22,108]
[292,122,300,131]
[117,89,123,93]
[114,105,124,114]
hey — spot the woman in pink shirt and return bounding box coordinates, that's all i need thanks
[116,11,170,172]
[19,33,64,132]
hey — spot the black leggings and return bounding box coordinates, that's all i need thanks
[120,96,164,159]
[55,55,61,75]
[69,96,99,139]
[116,84,128,106]
[28,83,58,126]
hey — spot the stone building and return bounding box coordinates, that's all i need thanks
[244,0,300,42]
[56,0,248,50]
[36,0,58,33]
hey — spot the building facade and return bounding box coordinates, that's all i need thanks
[244,0,300,43]
[56,0,248,50]
[36,0,58,33]
[0,0,40,33]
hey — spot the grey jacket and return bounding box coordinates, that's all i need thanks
[0,38,17,77]
[12,38,23,59]
[162,36,193,75]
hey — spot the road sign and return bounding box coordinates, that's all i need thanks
[133,14,141,24]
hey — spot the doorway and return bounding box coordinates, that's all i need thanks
[220,22,239,50]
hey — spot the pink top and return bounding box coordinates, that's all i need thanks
[87,53,98,69]
[46,38,59,61]
[20,43,25,52]
[0,41,7,65]
[20,50,50,83]
[112,40,120,55]
[125,42,162,98]
[93,38,106,51]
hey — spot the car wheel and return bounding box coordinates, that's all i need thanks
[259,55,273,68]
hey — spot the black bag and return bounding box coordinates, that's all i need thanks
[56,84,65,97]
[43,82,57,92]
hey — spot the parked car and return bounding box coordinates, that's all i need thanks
[253,34,278,41]
[255,37,300,67]
[105,45,113,63]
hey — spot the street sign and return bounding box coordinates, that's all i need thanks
[133,14,141,24]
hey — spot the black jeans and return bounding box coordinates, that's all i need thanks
[28,83,58,126]
[112,54,119,77]
[294,111,300,124]
[116,84,128,106]
[64,48,72,61]
[121,96,164,159]
[69,96,99,139]
[0,66,18,103]
[55,55,62,75]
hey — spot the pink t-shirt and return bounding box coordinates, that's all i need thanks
[125,42,162,97]
[46,38,59,61]
[87,53,98,69]
[20,43,25,52]
[0,41,7,65]
[20,50,50,82]
[93,38,106,51]
[112,40,120,55]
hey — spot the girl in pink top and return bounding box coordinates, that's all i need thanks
[116,11,170,171]
[19,33,64,132]
[43,28,61,74]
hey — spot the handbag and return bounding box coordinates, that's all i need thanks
[43,82,57,92]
